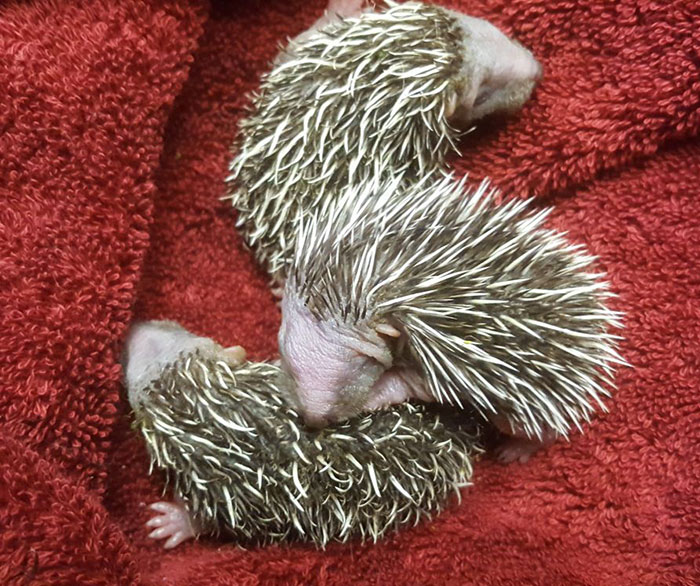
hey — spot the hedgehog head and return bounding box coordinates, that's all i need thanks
[445,10,542,124]
[122,320,246,410]
[281,172,625,437]
[278,292,403,427]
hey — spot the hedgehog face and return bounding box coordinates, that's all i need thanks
[279,293,393,427]
[447,12,542,124]
[123,321,216,405]
[122,321,246,409]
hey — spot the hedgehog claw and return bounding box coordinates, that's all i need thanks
[147,501,196,549]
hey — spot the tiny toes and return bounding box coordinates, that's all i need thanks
[223,345,246,365]
[146,501,196,549]
[164,531,190,549]
[148,526,172,540]
[150,501,181,514]
[494,439,541,464]
[146,516,166,528]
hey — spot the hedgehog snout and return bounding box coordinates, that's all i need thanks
[449,11,542,123]
[284,364,380,429]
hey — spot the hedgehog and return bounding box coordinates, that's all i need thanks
[123,320,481,548]
[225,0,542,284]
[277,173,626,455]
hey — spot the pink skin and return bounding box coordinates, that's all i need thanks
[365,368,434,411]
[146,502,198,549]
[279,0,366,62]
[494,437,553,464]
[445,11,543,123]
[123,321,247,549]
[279,294,397,427]
[317,0,365,25]
[123,320,246,409]
[280,295,556,462]
[490,414,558,464]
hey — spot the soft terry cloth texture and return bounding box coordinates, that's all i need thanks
[0,0,698,584]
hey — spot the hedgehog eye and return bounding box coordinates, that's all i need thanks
[474,86,495,107]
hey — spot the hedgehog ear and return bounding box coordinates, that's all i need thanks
[222,345,247,366]
[375,323,401,338]
[326,0,365,19]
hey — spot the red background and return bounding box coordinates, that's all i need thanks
[1,0,698,584]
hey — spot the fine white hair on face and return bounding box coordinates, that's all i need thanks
[286,173,626,440]
[445,11,542,121]
[122,321,245,408]
[122,321,213,408]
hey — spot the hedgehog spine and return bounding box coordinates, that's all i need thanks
[132,344,481,546]
[286,173,626,439]
[226,2,469,280]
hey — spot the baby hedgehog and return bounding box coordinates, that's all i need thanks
[226,0,541,282]
[279,173,625,446]
[123,320,481,548]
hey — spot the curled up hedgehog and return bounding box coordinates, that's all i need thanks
[123,321,481,548]
[278,173,626,459]
[226,0,542,283]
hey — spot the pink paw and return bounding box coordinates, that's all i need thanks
[494,437,544,464]
[146,501,196,549]
[222,345,246,365]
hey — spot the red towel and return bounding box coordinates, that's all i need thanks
[1,0,698,584]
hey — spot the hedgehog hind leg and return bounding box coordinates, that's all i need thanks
[146,501,198,549]
[488,413,558,464]
[493,436,554,464]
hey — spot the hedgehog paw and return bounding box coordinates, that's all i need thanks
[494,437,544,465]
[146,501,196,549]
[222,345,246,366]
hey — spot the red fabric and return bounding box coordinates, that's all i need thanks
[1,0,698,584]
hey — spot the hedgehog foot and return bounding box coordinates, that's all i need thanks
[494,437,550,464]
[222,345,246,365]
[146,501,197,549]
